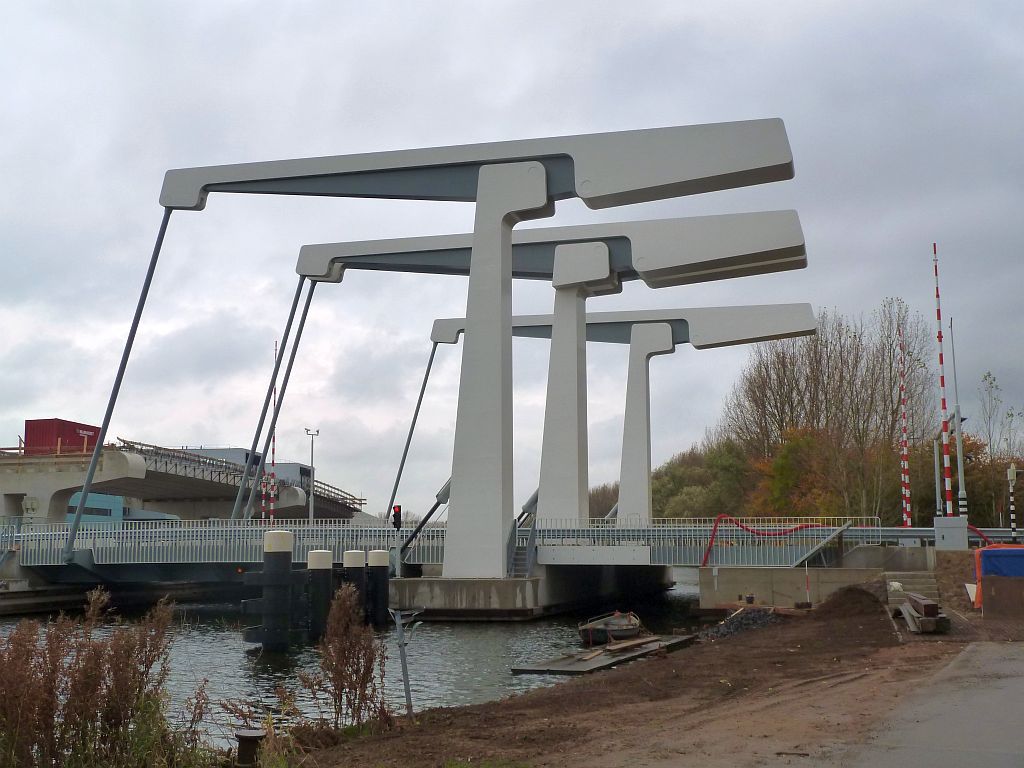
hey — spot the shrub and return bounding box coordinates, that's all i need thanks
[298,585,391,731]
[0,588,217,768]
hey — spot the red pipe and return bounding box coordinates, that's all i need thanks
[700,514,829,567]
[967,524,993,545]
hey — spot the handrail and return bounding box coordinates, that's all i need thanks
[117,438,365,507]
[505,523,519,578]
[118,438,247,474]
[311,478,365,507]
[791,521,853,567]
[400,499,446,558]
[523,514,539,577]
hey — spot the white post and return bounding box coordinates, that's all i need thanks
[537,242,618,524]
[305,428,318,521]
[444,162,550,578]
[1009,463,1017,543]
[617,323,675,526]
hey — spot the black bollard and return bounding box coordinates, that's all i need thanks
[367,549,390,628]
[342,549,367,623]
[235,729,265,767]
[253,529,294,652]
[307,549,333,642]
[261,530,294,652]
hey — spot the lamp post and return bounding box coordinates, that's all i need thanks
[305,428,319,521]
[1008,463,1017,543]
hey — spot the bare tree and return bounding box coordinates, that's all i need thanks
[718,299,935,521]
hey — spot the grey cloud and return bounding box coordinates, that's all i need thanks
[2,1,1022,510]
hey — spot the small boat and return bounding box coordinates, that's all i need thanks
[578,610,642,646]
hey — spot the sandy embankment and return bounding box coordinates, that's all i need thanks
[306,577,1013,768]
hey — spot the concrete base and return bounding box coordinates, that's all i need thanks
[698,566,883,609]
[389,564,673,620]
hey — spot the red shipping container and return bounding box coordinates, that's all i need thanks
[24,418,101,456]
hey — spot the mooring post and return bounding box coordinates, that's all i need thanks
[367,549,390,628]
[235,729,266,767]
[249,529,294,652]
[307,549,333,642]
[342,549,368,623]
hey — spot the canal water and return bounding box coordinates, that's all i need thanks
[0,569,701,742]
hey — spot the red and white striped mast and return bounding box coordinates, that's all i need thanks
[898,323,912,526]
[933,244,955,516]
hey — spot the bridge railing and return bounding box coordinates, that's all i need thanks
[0,517,21,553]
[17,519,445,567]
[534,516,881,567]
[16,515,880,568]
[117,439,246,485]
[117,439,366,508]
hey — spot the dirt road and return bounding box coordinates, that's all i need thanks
[309,586,990,767]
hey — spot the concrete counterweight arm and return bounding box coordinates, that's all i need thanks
[160,119,793,211]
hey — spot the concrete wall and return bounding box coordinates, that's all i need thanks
[0,451,147,520]
[142,491,307,521]
[699,566,883,609]
[388,564,674,619]
[389,576,544,619]
[840,545,935,571]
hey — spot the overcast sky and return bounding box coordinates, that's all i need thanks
[1,2,1022,517]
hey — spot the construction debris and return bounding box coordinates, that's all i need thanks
[892,592,951,634]
[699,607,781,641]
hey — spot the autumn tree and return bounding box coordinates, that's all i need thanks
[717,299,934,522]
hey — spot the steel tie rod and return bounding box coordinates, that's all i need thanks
[230,275,306,519]
[385,341,439,518]
[64,208,173,562]
[243,280,317,519]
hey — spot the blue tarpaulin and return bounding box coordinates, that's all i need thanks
[978,547,1024,577]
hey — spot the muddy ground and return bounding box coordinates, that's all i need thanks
[307,564,1018,768]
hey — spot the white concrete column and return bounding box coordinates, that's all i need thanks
[537,242,618,525]
[444,162,550,578]
[617,323,675,526]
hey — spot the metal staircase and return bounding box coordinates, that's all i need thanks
[507,490,539,578]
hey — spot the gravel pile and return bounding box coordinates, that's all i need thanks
[698,607,781,641]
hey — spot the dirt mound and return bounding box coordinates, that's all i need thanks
[812,585,887,620]
[309,590,910,767]
[935,550,977,615]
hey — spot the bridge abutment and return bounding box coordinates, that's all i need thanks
[389,564,673,620]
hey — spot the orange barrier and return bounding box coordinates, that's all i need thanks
[973,544,1024,609]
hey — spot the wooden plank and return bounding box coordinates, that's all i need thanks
[512,634,696,676]
[899,603,921,633]
[605,635,659,652]
[906,592,939,617]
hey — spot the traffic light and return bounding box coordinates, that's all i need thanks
[391,504,402,530]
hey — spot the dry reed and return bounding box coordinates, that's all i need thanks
[0,588,217,768]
